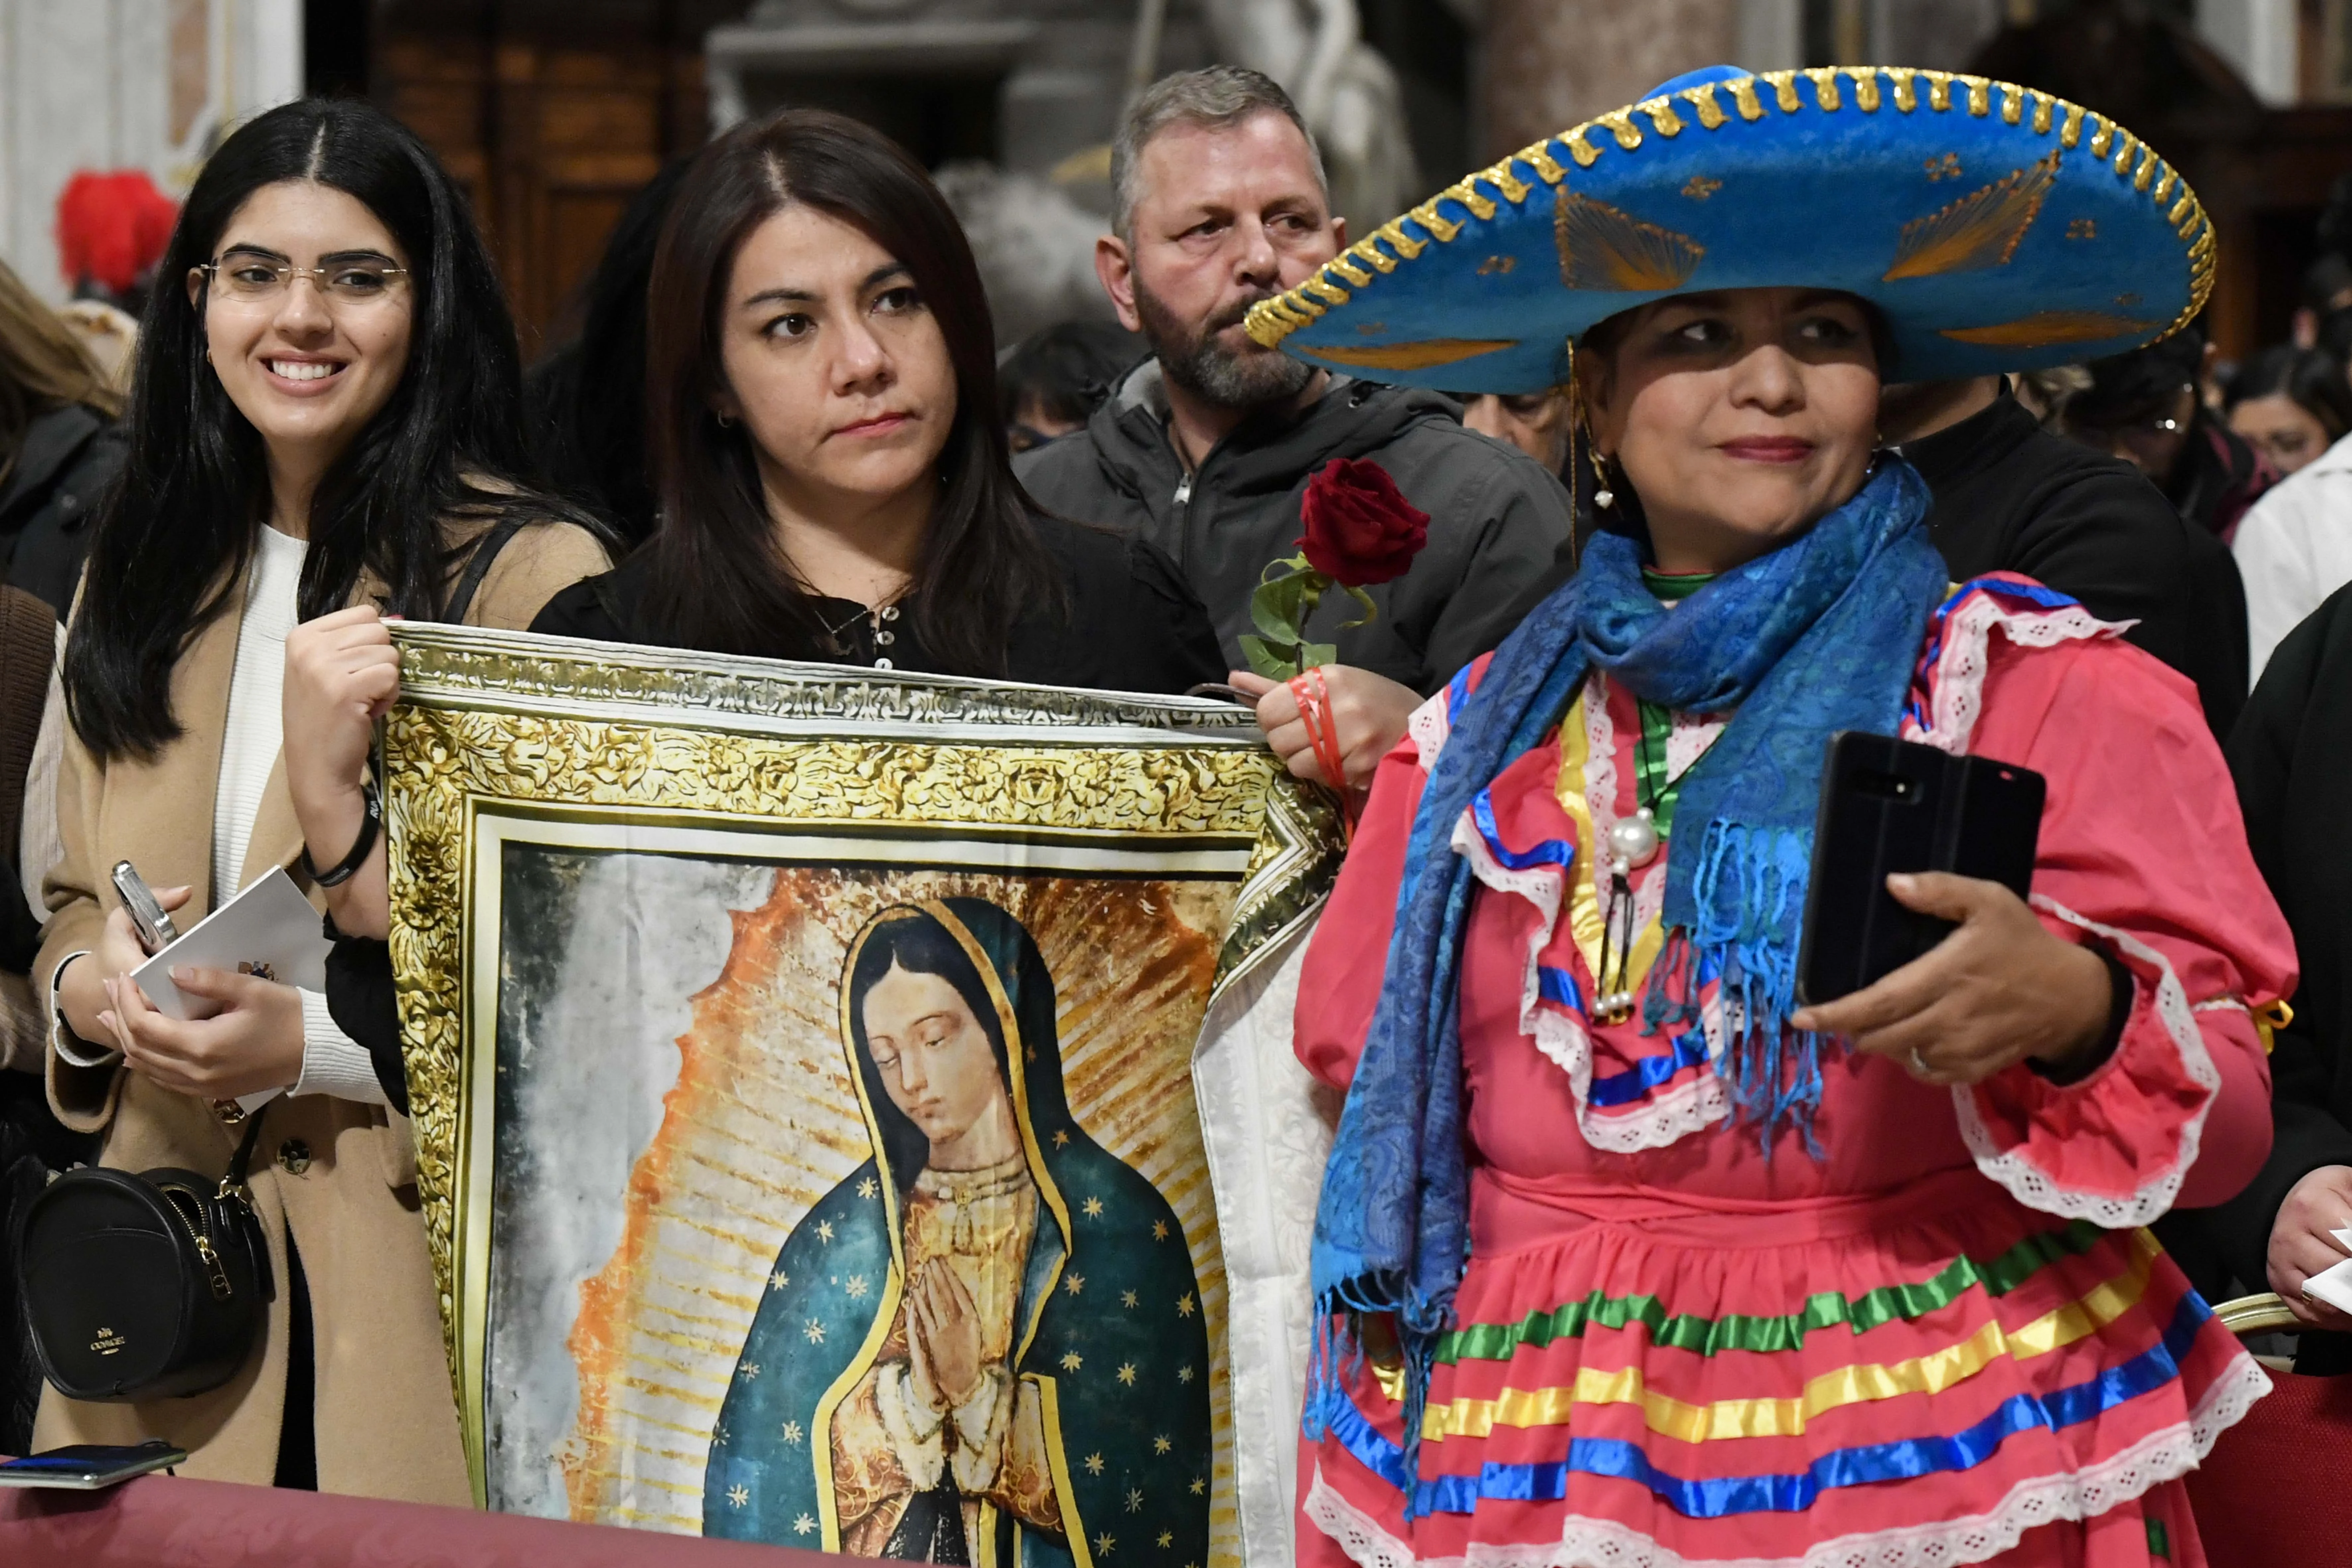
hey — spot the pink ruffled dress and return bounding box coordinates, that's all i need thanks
[1294,579,2296,1568]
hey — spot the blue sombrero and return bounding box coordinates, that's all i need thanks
[1244,65,2213,392]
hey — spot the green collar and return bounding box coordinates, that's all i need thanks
[1641,567,1716,603]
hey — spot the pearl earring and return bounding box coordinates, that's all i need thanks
[1589,447,1616,510]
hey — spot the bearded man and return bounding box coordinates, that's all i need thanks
[1015,67,1572,792]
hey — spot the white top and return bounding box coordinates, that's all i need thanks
[2233,428,2352,686]
[212,528,382,1104]
[20,621,65,922]
[215,527,305,906]
[52,530,384,1102]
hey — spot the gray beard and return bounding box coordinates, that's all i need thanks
[1134,277,1314,411]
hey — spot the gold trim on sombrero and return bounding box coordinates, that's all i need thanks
[1883,148,2061,280]
[1302,338,1519,372]
[1937,309,2158,347]
[1242,67,2214,359]
[1555,189,1706,292]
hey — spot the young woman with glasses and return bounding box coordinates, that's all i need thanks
[33,99,611,1497]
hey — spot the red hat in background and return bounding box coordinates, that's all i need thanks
[55,170,180,297]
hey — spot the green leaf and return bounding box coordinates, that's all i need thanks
[1250,570,1312,643]
[1239,633,1301,680]
[1299,640,1338,670]
[1258,552,1313,585]
[1336,583,1380,632]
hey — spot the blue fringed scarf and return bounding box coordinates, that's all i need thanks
[1304,459,1950,1492]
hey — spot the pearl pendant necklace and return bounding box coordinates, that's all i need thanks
[1593,700,1700,1023]
[1606,806,1661,870]
[1593,812,1656,1024]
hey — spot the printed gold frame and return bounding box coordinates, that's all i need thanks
[379,622,1339,1504]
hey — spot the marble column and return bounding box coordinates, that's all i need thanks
[1478,0,1744,159]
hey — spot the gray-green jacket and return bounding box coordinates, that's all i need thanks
[1014,362,1575,695]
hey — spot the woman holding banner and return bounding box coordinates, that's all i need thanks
[37,101,609,1496]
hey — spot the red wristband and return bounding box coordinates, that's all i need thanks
[1287,667,1358,837]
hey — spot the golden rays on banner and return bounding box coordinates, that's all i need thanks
[380,624,1339,1566]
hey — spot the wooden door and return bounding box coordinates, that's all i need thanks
[369,1,718,351]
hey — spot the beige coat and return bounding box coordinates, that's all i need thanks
[31,517,609,1501]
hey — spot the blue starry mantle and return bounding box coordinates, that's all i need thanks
[1246,64,2213,391]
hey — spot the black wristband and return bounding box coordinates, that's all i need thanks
[2031,947,2135,1086]
[300,777,381,889]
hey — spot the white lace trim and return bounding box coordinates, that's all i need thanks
[1453,808,1567,937]
[1298,1350,2268,1568]
[1412,687,1453,774]
[1529,1007,1728,1154]
[1950,896,2221,1229]
[1455,809,1726,1153]
[1522,965,1595,1110]
[1905,590,2120,756]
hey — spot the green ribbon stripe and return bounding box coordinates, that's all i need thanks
[1436,1219,2108,1366]
[1631,567,1714,840]
[1632,698,1683,838]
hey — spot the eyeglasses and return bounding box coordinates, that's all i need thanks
[197,253,409,305]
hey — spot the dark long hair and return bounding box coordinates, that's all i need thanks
[638,110,1059,674]
[2226,343,2352,442]
[65,98,596,761]
[523,158,692,544]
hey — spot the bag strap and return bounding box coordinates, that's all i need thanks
[219,1102,268,1203]
[442,517,527,625]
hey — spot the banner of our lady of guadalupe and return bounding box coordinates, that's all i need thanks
[380,624,1340,1567]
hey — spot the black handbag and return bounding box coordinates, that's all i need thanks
[12,1108,274,1401]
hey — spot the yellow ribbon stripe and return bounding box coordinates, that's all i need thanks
[1420,1230,2161,1444]
[2255,998,2292,1055]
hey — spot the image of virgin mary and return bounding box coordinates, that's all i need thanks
[703,898,1211,1563]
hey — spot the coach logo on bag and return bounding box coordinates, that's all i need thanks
[89,1326,126,1356]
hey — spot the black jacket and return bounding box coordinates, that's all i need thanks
[1901,391,2248,738]
[335,514,1225,1110]
[1015,362,1574,695]
[0,403,123,616]
[535,514,1224,696]
[2159,584,2352,1368]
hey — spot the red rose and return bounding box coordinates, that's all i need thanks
[1296,458,1430,587]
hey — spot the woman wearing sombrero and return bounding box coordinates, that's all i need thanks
[1258,65,2295,1566]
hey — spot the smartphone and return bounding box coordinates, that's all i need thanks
[1795,732,2044,1006]
[110,860,179,954]
[0,1440,185,1489]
